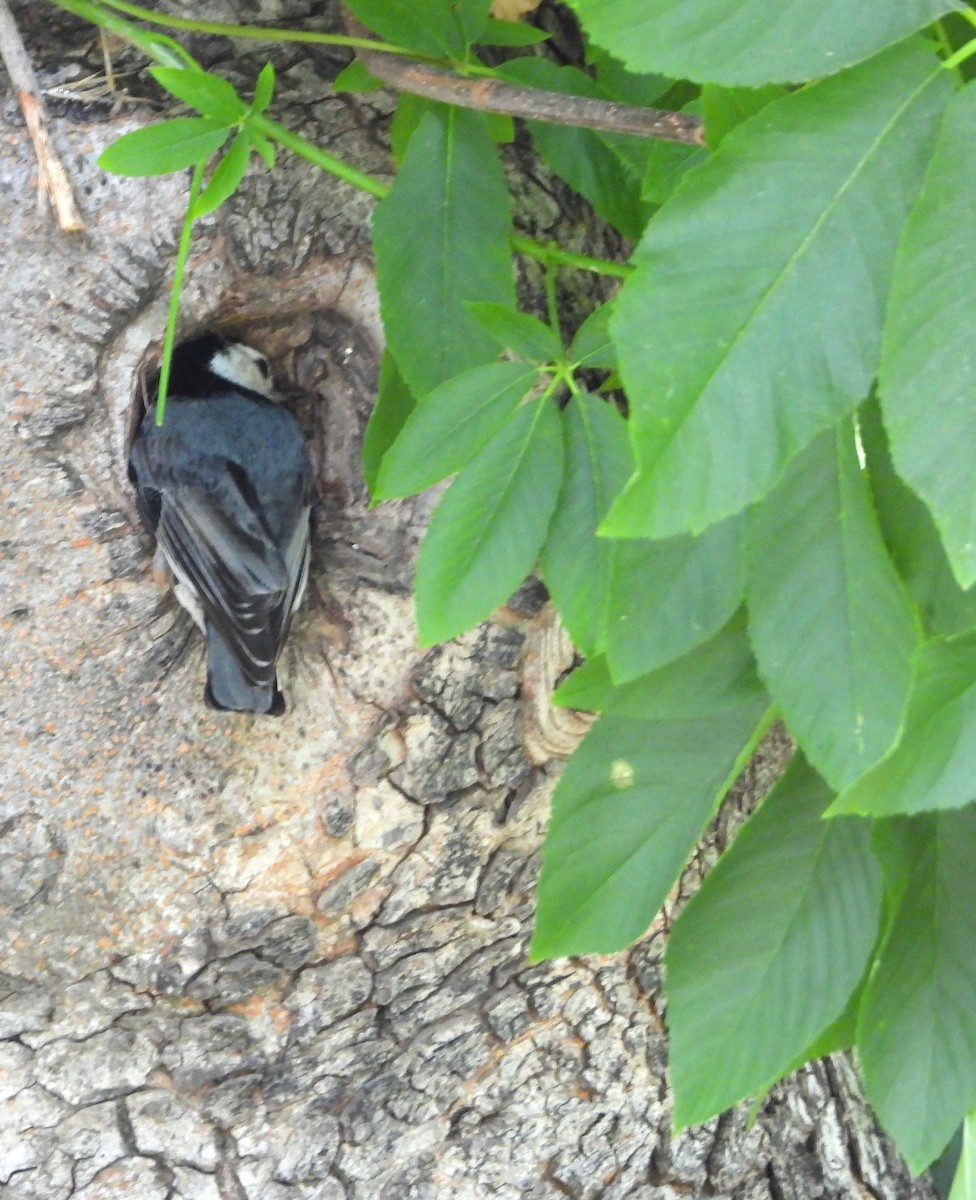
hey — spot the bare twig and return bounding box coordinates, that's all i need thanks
[0,0,86,232]
[342,11,705,146]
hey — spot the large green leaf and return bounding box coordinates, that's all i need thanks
[700,83,786,148]
[415,400,562,646]
[531,620,769,959]
[567,0,959,85]
[880,82,976,591]
[540,394,633,657]
[374,362,540,500]
[829,635,976,816]
[862,398,976,637]
[859,806,976,1172]
[603,42,951,540]
[667,756,882,1126]
[373,107,515,397]
[606,514,744,683]
[747,423,918,790]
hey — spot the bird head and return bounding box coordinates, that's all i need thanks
[165,333,275,401]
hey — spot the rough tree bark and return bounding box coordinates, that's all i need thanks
[0,3,936,1198]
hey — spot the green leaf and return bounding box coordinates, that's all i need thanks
[251,62,275,113]
[701,83,786,148]
[497,59,649,239]
[485,113,515,144]
[641,134,706,206]
[604,41,951,540]
[587,45,671,108]
[247,129,276,170]
[796,971,868,1064]
[191,130,251,218]
[477,17,549,45]
[880,82,976,592]
[332,59,384,93]
[828,635,976,817]
[603,611,765,720]
[950,1112,976,1200]
[861,398,976,637]
[531,619,769,959]
[540,394,633,656]
[606,514,745,683]
[343,0,465,57]
[363,351,416,496]
[567,0,960,85]
[97,117,231,176]
[465,303,561,362]
[374,361,540,500]
[453,0,492,45]
[568,302,617,370]
[415,400,563,646]
[552,655,614,712]
[150,67,246,123]
[858,806,976,1172]
[747,422,917,790]
[373,106,515,396]
[389,94,431,165]
[667,756,882,1127]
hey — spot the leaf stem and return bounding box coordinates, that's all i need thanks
[544,255,561,339]
[942,35,976,71]
[75,0,435,59]
[48,0,195,65]
[156,160,205,425]
[513,235,632,279]
[249,113,390,199]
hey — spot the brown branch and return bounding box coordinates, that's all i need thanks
[0,0,86,232]
[341,12,705,147]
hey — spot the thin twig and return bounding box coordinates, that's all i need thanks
[342,11,704,146]
[0,0,86,231]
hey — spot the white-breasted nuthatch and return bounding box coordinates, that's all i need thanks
[129,333,313,715]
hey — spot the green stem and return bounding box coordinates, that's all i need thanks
[249,114,390,200]
[512,235,632,279]
[156,161,205,425]
[544,256,561,339]
[933,19,956,63]
[49,0,196,66]
[80,0,436,59]
[942,36,976,71]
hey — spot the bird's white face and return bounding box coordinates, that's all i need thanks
[208,342,274,398]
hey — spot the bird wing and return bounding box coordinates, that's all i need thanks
[152,467,291,689]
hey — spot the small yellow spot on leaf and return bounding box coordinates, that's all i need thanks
[610,759,635,789]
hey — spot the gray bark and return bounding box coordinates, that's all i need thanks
[0,4,935,1198]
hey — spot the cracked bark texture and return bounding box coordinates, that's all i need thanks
[0,3,935,1198]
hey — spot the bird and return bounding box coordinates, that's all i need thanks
[128,332,314,716]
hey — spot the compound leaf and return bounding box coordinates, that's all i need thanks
[603,42,951,540]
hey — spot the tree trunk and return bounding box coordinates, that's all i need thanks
[0,4,935,1197]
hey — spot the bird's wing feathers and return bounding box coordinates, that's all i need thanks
[153,474,292,687]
